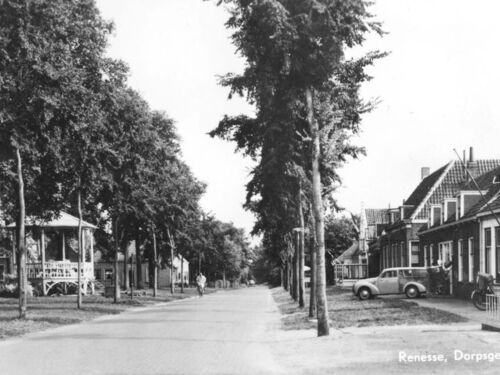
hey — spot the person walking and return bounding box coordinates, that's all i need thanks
[196,272,206,297]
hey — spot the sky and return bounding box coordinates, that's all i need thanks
[95,0,500,237]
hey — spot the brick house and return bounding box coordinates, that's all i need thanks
[362,208,390,276]
[418,166,500,298]
[379,149,500,274]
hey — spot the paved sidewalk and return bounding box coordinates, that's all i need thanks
[410,296,500,326]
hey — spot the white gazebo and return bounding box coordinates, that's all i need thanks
[5,211,97,296]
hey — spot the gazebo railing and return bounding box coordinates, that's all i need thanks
[27,261,94,280]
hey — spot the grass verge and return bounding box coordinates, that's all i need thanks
[272,286,467,330]
[0,287,214,340]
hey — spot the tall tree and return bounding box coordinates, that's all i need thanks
[0,0,119,316]
[213,0,384,336]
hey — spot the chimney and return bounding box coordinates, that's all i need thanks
[467,146,479,179]
[463,149,467,180]
[421,167,430,180]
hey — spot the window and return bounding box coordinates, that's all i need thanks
[95,268,102,280]
[468,237,474,282]
[392,243,397,267]
[423,246,428,267]
[485,228,492,273]
[430,244,434,266]
[381,270,397,278]
[400,242,405,266]
[400,269,428,279]
[0,264,4,280]
[431,206,442,226]
[458,239,463,282]
[411,242,419,267]
[105,268,113,280]
[496,227,500,283]
[445,200,457,221]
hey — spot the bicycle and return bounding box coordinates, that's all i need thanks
[197,283,205,297]
[471,272,495,311]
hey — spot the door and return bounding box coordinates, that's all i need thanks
[377,270,399,294]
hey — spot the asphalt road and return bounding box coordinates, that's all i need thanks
[3,286,500,375]
[0,287,284,375]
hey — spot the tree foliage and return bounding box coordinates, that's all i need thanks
[0,0,252,313]
[211,0,384,336]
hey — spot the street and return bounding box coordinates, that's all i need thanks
[1,286,500,375]
[0,287,284,375]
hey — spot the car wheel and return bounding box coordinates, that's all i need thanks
[405,285,419,299]
[358,287,372,300]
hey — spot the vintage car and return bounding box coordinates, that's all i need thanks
[353,267,429,300]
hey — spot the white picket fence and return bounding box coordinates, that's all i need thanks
[486,294,500,320]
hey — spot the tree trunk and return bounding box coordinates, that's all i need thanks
[77,189,83,309]
[167,227,175,294]
[281,259,288,290]
[198,249,201,274]
[136,230,143,289]
[306,87,329,336]
[16,148,27,319]
[295,236,300,301]
[298,187,305,308]
[280,266,284,288]
[152,225,157,297]
[180,254,184,293]
[170,243,174,294]
[292,246,298,301]
[309,208,317,318]
[113,218,120,303]
[283,262,288,290]
[122,239,129,290]
[287,255,292,294]
[130,246,134,299]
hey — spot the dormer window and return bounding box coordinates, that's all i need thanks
[457,191,486,217]
[430,205,442,227]
[443,199,457,222]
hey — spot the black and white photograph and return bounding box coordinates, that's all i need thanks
[1,0,500,374]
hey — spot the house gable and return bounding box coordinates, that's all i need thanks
[410,160,500,222]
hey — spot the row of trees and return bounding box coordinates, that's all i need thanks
[211,0,384,336]
[0,0,252,318]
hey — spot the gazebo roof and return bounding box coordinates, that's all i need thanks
[5,211,97,229]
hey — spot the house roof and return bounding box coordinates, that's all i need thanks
[365,209,389,225]
[420,166,500,233]
[333,242,359,263]
[462,165,500,190]
[405,165,448,208]
[5,211,97,229]
[456,166,500,219]
[409,160,500,221]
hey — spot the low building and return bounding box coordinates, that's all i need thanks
[418,166,500,298]
[1,211,97,295]
[94,254,189,289]
[379,149,500,272]
[333,207,389,280]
